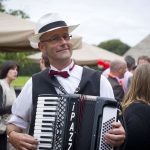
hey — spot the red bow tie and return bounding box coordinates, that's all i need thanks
[49,63,75,78]
[49,70,69,78]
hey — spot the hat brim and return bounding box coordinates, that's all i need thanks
[29,24,79,48]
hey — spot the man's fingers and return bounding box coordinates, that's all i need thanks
[104,121,126,146]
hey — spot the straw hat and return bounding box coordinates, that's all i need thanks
[29,13,79,48]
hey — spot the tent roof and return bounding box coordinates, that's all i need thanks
[0,12,37,52]
[27,37,123,66]
[124,34,150,61]
[72,42,123,65]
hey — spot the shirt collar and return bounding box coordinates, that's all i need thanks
[50,60,75,73]
[108,73,123,85]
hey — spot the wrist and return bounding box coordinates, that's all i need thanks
[7,129,20,139]
[7,130,16,137]
[7,124,22,139]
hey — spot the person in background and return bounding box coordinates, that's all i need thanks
[137,55,150,65]
[122,64,150,150]
[127,55,150,90]
[39,52,50,71]
[0,60,19,150]
[123,55,135,93]
[107,60,127,102]
[6,13,125,150]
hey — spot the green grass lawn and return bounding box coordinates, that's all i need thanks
[12,76,31,88]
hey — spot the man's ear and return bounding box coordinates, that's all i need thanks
[38,42,46,52]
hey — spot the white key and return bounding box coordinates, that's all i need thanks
[34,126,53,130]
[37,104,57,109]
[34,130,53,135]
[34,122,53,126]
[37,101,57,105]
[36,107,57,112]
[35,115,55,120]
[38,97,59,101]
[38,143,52,149]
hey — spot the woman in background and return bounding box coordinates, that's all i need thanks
[0,60,19,150]
[122,63,150,150]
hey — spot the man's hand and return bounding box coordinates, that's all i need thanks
[8,131,38,150]
[104,122,125,147]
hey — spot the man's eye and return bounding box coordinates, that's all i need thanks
[50,36,59,41]
[63,35,68,40]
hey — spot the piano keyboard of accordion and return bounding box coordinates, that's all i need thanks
[32,94,118,150]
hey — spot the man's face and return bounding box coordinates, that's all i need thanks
[138,59,149,65]
[39,28,72,64]
[119,64,127,78]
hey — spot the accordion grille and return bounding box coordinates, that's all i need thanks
[53,97,67,149]
[100,117,116,150]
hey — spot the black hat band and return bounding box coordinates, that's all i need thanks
[39,21,67,33]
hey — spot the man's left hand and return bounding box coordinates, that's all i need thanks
[104,122,126,147]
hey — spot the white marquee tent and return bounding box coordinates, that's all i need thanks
[72,42,124,65]
[0,12,37,51]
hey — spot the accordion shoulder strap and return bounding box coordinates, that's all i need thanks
[50,76,68,94]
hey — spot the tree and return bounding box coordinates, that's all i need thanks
[8,9,29,18]
[0,0,29,18]
[0,0,5,12]
[98,39,130,56]
[0,52,40,75]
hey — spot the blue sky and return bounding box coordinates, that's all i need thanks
[4,0,150,47]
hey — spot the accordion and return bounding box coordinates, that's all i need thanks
[32,94,118,150]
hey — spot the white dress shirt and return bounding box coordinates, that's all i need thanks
[9,64,114,129]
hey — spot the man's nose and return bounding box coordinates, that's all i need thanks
[59,37,67,43]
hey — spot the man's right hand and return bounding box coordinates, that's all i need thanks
[8,131,38,150]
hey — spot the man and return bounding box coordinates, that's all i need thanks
[137,55,150,65]
[6,13,125,150]
[107,60,127,102]
[123,55,135,93]
[127,55,150,90]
